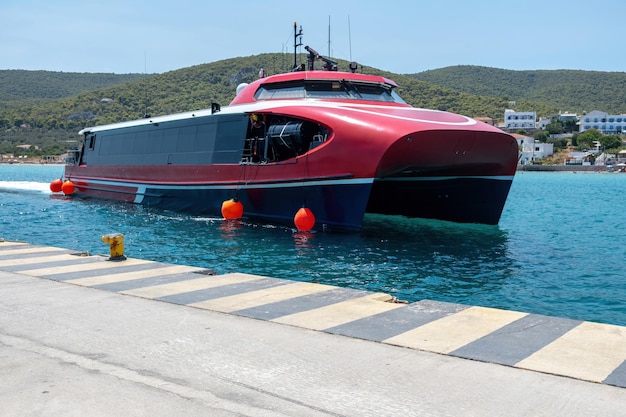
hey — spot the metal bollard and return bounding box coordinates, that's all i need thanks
[101,233,127,261]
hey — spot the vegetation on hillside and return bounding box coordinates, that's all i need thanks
[409,65,626,115]
[0,70,148,108]
[2,56,623,159]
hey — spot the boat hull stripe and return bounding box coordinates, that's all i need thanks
[73,177,374,191]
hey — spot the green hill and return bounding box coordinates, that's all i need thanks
[2,56,624,158]
[0,54,549,131]
[0,70,149,108]
[408,65,626,114]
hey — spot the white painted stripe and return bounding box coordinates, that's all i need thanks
[76,177,374,191]
[271,293,403,330]
[383,306,527,354]
[231,100,478,126]
[121,273,264,299]
[0,253,79,268]
[134,185,146,203]
[19,258,153,276]
[0,246,68,256]
[0,241,28,247]
[68,174,512,193]
[515,321,626,383]
[66,265,203,286]
[189,281,337,313]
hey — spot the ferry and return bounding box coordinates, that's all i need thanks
[60,30,518,232]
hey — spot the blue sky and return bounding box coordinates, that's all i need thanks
[2,0,625,75]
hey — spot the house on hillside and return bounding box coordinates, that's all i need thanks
[504,109,536,132]
[579,110,626,134]
[514,134,553,165]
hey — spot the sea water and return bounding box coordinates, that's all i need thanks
[1,164,625,326]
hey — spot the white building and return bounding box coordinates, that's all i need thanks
[538,112,579,130]
[537,116,552,130]
[514,134,553,165]
[579,110,626,134]
[504,109,536,131]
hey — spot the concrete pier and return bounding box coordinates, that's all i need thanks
[1,240,625,416]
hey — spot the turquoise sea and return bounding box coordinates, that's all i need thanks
[1,164,625,326]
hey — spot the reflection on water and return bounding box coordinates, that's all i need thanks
[292,231,315,253]
[218,219,245,240]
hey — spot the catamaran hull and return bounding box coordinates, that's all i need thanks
[65,170,513,230]
[64,173,374,231]
[368,176,514,225]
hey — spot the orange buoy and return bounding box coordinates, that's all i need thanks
[294,207,315,231]
[221,198,244,219]
[50,178,63,193]
[61,180,75,195]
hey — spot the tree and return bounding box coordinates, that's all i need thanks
[563,119,578,133]
[577,129,602,150]
[547,136,568,150]
[598,135,622,151]
[534,130,549,143]
[545,120,563,135]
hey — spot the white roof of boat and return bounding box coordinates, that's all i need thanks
[78,104,248,135]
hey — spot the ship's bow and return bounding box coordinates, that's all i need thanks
[367,128,518,225]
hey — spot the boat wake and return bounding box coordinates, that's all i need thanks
[0,181,51,194]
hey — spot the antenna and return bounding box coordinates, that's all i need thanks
[348,15,352,62]
[293,22,303,71]
[328,15,331,57]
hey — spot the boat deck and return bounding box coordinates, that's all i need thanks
[1,239,625,389]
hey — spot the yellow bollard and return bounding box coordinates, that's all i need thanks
[101,233,127,261]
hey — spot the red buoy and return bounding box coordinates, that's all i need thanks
[61,180,75,195]
[221,198,244,219]
[294,207,315,231]
[50,178,63,193]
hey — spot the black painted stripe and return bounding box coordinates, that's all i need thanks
[449,314,582,366]
[1,256,100,272]
[603,360,626,388]
[92,272,207,292]
[326,299,469,342]
[233,287,369,321]
[158,277,290,305]
[0,249,75,261]
[51,262,169,281]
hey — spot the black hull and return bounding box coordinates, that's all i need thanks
[367,176,514,225]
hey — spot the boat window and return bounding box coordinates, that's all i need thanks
[254,80,406,103]
[87,134,96,150]
[345,82,399,102]
[306,81,357,99]
[254,81,306,100]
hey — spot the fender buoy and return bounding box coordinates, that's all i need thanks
[294,207,315,231]
[221,198,244,219]
[61,180,75,195]
[50,178,63,193]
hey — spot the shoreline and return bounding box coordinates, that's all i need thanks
[517,164,616,172]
